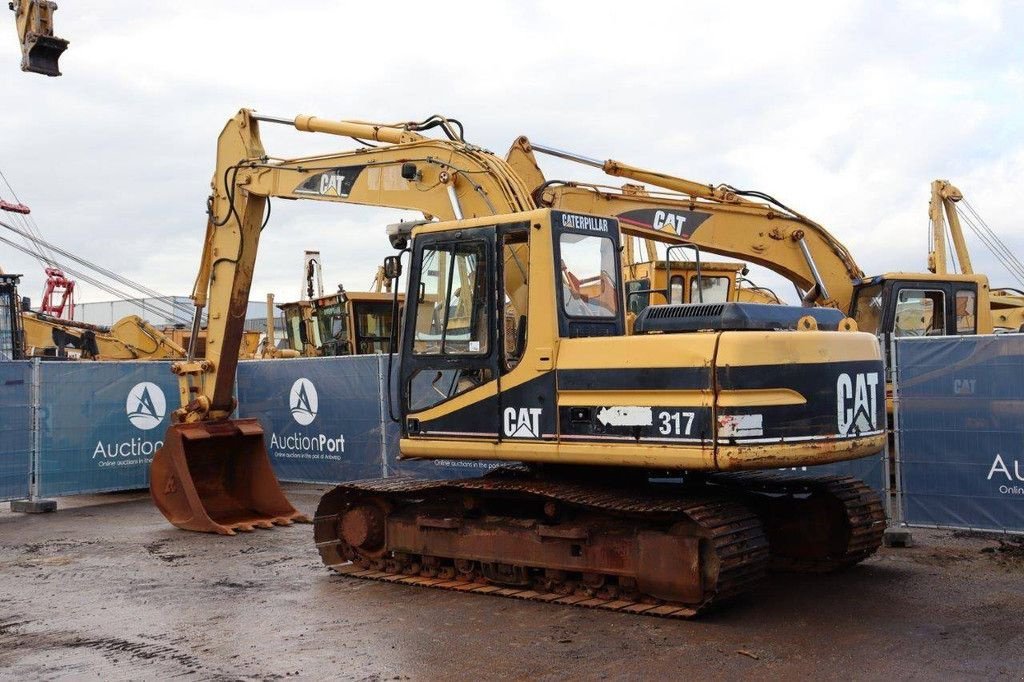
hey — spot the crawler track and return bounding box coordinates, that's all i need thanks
[314,470,769,617]
[709,472,886,572]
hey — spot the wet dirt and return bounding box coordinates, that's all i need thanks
[1,485,1022,680]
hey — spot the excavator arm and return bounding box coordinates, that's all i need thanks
[152,108,534,535]
[177,109,533,423]
[9,0,67,76]
[507,136,865,310]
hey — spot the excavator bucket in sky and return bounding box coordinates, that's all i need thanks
[11,0,69,76]
[150,419,309,535]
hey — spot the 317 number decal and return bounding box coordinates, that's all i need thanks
[657,411,694,436]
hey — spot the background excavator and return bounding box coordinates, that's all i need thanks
[9,0,66,76]
[151,108,886,618]
[506,138,1018,349]
[275,252,404,358]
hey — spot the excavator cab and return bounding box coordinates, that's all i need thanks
[11,0,68,76]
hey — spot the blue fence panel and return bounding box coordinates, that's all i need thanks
[0,361,31,502]
[896,335,1024,533]
[37,361,178,497]
[237,356,385,484]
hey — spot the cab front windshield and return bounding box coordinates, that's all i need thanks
[851,284,884,335]
[316,301,347,345]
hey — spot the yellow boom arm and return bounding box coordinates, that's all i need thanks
[507,136,863,310]
[174,109,534,423]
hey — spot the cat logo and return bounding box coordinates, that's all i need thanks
[503,407,542,438]
[652,210,687,234]
[289,378,319,426]
[126,382,166,431]
[836,372,880,436]
[293,166,364,198]
[318,171,348,196]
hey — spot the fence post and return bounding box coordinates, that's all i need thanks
[11,357,56,513]
[884,336,912,547]
[378,354,388,478]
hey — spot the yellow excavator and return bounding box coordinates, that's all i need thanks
[276,253,404,357]
[0,262,188,359]
[279,288,402,357]
[20,310,187,359]
[9,0,67,76]
[152,109,886,617]
[506,138,1007,347]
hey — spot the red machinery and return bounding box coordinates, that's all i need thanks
[1,198,76,319]
[39,266,74,318]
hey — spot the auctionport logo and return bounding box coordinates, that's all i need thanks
[289,378,318,426]
[94,381,166,464]
[270,376,344,460]
[126,382,166,430]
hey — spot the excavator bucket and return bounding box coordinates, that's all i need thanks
[150,418,309,535]
[21,33,68,76]
[14,0,69,77]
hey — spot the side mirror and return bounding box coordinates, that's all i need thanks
[383,255,403,281]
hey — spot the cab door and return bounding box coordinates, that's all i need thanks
[399,228,500,438]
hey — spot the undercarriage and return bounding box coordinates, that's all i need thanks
[314,467,885,618]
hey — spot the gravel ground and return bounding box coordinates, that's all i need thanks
[0,484,1022,680]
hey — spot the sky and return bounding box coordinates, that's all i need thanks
[1,0,1022,312]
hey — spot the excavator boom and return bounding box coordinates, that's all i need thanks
[507,136,863,310]
[151,109,534,535]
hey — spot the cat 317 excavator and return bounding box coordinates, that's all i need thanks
[152,109,886,617]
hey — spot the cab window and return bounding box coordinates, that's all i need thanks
[955,290,976,334]
[852,284,884,335]
[559,233,618,317]
[669,275,684,305]
[690,276,730,304]
[503,231,530,371]
[413,241,488,355]
[625,278,650,315]
[355,303,395,354]
[894,289,945,337]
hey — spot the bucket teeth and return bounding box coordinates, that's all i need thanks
[253,520,274,530]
